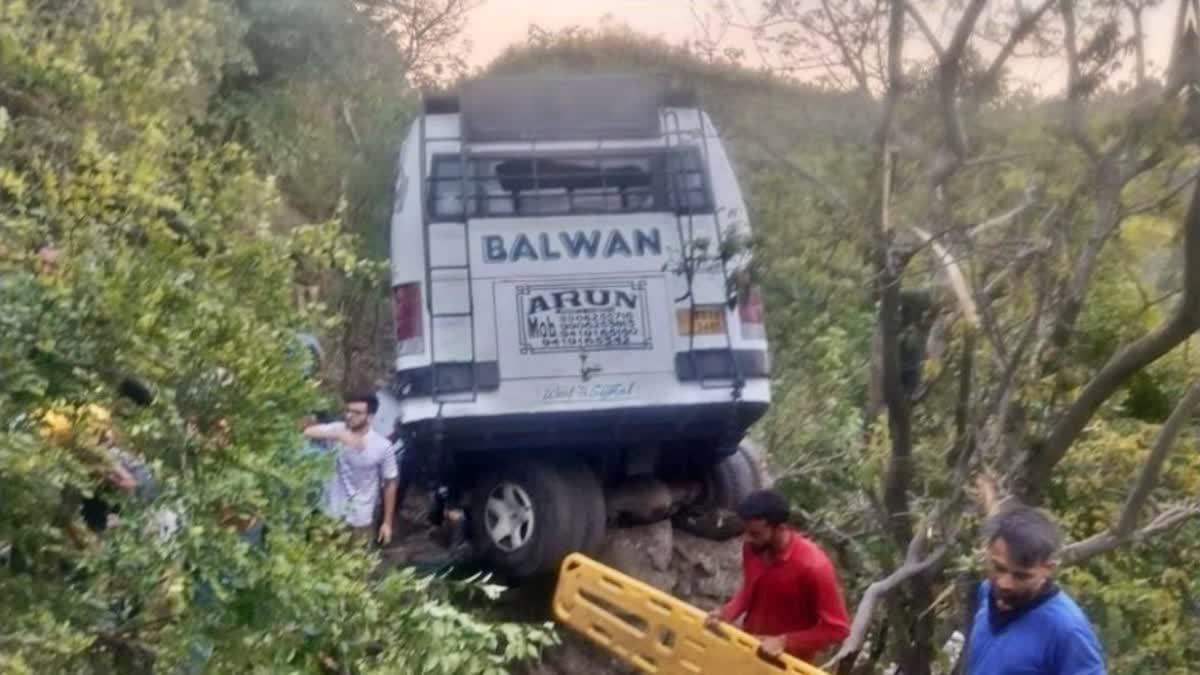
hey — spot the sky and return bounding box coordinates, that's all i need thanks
[463,0,1183,91]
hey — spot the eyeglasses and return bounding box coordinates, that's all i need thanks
[343,408,369,417]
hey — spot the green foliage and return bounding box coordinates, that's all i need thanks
[1056,419,1200,673]
[204,0,429,391]
[212,0,419,236]
[1,0,554,672]
[746,171,874,509]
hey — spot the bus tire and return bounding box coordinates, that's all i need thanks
[555,461,607,555]
[702,444,760,510]
[468,459,576,578]
[738,439,771,490]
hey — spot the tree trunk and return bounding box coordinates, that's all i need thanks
[894,576,937,675]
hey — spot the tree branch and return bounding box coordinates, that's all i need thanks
[944,0,989,66]
[968,187,1041,237]
[340,100,362,150]
[911,225,981,327]
[1061,502,1200,566]
[1115,381,1200,535]
[934,0,989,177]
[986,254,1050,464]
[979,207,1058,311]
[1121,166,1200,218]
[949,329,977,468]
[979,0,1058,93]
[825,528,949,668]
[901,1,944,58]
[821,0,873,95]
[876,0,907,143]
[1022,176,1200,501]
[1059,0,1101,162]
[1124,0,1147,90]
[1045,175,1122,357]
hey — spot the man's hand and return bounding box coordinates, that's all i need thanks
[704,609,723,630]
[377,520,393,546]
[758,635,785,658]
[106,463,138,494]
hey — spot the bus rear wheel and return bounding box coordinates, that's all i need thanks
[468,458,605,578]
[700,443,764,511]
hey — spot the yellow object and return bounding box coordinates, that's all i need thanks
[552,553,833,675]
[40,409,73,442]
[676,306,727,336]
[39,404,112,444]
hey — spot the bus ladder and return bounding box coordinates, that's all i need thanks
[418,112,478,405]
[661,108,746,453]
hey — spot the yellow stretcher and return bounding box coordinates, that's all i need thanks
[552,553,834,675]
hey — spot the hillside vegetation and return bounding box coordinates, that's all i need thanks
[0,1,554,673]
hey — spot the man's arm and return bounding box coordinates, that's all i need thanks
[377,479,397,545]
[718,581,752,623]
[376,446,400,545]
[716,549,756,623]
[705,582,749,629]
[302,422,341,441]
[781,560,851,656]
[706,549,752,627]
[303,423,363,449]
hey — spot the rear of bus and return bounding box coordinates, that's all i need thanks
[389,75,770,465]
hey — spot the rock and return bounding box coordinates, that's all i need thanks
[597,519,675,590]
[605,475,676,524]
[672,507,744,541]
[669,530,743,607]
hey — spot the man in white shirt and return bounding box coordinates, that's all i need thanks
[303,392,398,546]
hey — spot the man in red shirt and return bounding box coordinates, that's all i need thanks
[705,490,851,662]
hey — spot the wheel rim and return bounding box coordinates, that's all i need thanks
[484,482,535,552]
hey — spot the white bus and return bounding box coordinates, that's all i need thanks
[387,74,771,577]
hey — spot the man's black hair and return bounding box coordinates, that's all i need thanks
[118,377,154,407]
[984,506,1062,567]
[346,391,379,415]
[735,489,790,526]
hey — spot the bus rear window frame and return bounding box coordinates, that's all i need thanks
[425,147,713,222]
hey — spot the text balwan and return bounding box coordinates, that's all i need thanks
[482,228,662,263]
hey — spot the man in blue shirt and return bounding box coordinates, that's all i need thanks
[966,506,1106,674]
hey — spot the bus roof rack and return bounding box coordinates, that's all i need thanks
[420,75,701,129]
[459,74,663,142]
